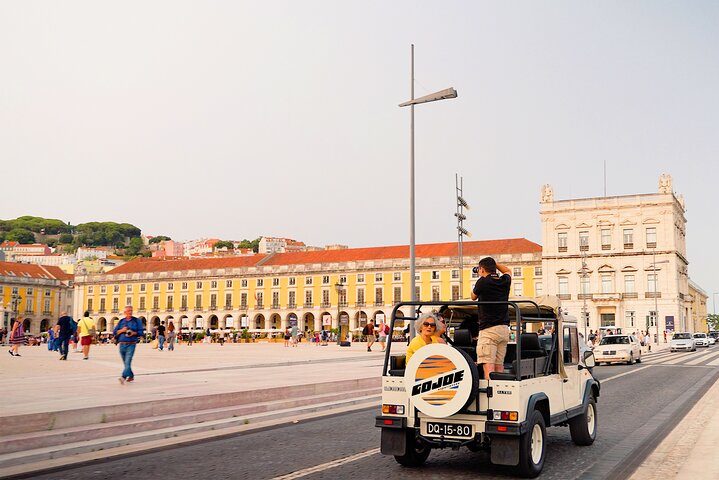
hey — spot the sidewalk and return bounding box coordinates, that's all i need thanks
[630,373,719,480]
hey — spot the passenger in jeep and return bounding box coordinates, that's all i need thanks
[405,312,446,362]
[471,257,511,378]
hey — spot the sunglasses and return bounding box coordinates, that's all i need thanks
[423,322,437,328]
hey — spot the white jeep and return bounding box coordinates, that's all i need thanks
[376,298,600,478]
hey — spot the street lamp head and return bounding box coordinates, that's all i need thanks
[457,196,469,209]
[458,226,471,237]
[399,87,458,107]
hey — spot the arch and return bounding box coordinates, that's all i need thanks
[222,314,234,329]
[338,311,349,330]
[193,314,204,329]
[373,310,386,323]
[286,312,298,329]
[254,313,266,329]
[302,312,315,331]
[109,317,119,330]
[40,319,50,332]
[597,264,615,272]
[621,265,638,272]
[165,315,175,331]
[99,318,109,332]
[320,311,332,329]
[208,314,219,329]
[554,223,570,230]
[355,310,368,327]
[179,315,189,329]
[269,313,281,330]
[22,318,31,333]
[139,316,147,329]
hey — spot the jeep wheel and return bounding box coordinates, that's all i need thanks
[394,430,430,467]
[517,410,546,478]
[569,397,597,446]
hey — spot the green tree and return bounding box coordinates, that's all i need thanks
[237,237,261,253]
[214,240,235,250]
[58,233,74,244]
[5,228,36,244]
[126,237,145,256]
[708,314,719,331]
[149,236,171,244]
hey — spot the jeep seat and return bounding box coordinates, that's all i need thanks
[452,328,477,362]
[388,355,406,376]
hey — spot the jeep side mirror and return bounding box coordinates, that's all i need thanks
[583,350,596,368]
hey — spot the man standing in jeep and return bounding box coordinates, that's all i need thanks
[471,257,511,378]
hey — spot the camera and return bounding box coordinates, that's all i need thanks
[472,266,480,275]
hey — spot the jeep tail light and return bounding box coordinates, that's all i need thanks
[382,404,405,415]
[493,410,518,421]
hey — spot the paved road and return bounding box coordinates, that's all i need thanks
[34,348,719,480]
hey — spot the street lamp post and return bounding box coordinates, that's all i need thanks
[335,281,344,345]
[580,252,589,339]
[713,292,719,315]
[455,174,470,298]
[650,247,670,343]
[399,44,458,338]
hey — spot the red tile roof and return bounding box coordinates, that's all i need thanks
[0,261,72,281]
[106,238,540,274]
[108,255,267,274]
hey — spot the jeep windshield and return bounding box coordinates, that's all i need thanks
[673,333,692,340]
[599,336,629,345]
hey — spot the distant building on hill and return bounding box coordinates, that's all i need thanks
[0,242,52,260]
[258,237,306,254]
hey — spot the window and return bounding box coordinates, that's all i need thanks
[623,229,634,248]
[226,280,233,288]
[626,311,636,328]
[601,274,612,294]
[624,275,635,293]
[241,279,248,288]
[305,276,313,285]
[580,276,590,295]
[451,270,459,279]
[272,278,280,287]
[12,287,18,295]
[357,288,365,305]
[322,289,330,306]
[394,272,402,282]
[600,313,615,327]
[648,311,657,327]
[181,282,187,290]
[288,277,296,286]
[451,285,460,301]
[393,287,402,303]
[113,285,120,293]
[579,231,589,251]
[139,297,146,310]
[601,228,611,249]
[87,298,93,311]
[88,286,94,294]
[558,277,569,295]
[563,327,580,364]
[646,227,657,247]
[415,286,421,301]
[153,296,159,309]
[256,292,263,308]
[431,271,440,280]
[647,273,658,293]
[167,296,173,310]
[127,284,133,293]
[357,274,365,283]
[322,275,330,285]
[415,273,420,281]
[558,232,568,252]
[154,283,160,291]
[339,275,347,284]
[44,299,51,312]
[126,296,132,307]
[272,291,280,308]
[513,267,522,277]
[27,288,34,295]
[375,273,383,283]
[100,285,106,294]
[338,287,347,305]
[256,279,264,287]
[181,295,187,308]
[431,286,440,301]
[113,297,119,311]
[210,281,218,289]
[195,294,202,309]
[196,281,203,289]
[240,293,248,309]
[535,282,543,296]
[99,298,106,312]
[288,291,296,307]
[375,287,383,305]
[305,290,313,306]
[513,282,523,296]
[225,293,232,308]
[167,283,174,291]
[534,267,542,277]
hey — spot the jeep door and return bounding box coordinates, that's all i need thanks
[562,325,582,410]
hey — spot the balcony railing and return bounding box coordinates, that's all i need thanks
[624,243,634,249]
[601,244,611,250]
[579,245,589,251]
[98,309,106,314]
[321,302,331,308]
[304,302,313,309]
[256,303,264,309]
[151,308,159,312]
[645,292,662,299]
[224,305,232,311]
[374,301,384,306]
[240,304,248,310]
[165,308,173,312]
[180,306,188,312]
[339,301,348,308]
[623,292,638,299]
[558,246,568,253]
[288,302,297,309]
[209,305,217,311]
[578,293,593,300]
[111,308,119,313]
[272,303,280,309]
[647,242,657,249]
[42,310,52,315]
[558,294,571,300]
[356,301,365,307]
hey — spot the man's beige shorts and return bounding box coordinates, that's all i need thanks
[477,325,510,365]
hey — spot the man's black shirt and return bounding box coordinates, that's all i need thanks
[473,273,512,330]
[158,324,166,336]
[57,316,75,338]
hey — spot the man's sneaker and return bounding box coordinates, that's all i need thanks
[126,377,134,383]
[367,347,371,352]
[118,377,125,385]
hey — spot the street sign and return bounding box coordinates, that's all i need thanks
[289,313,298,327]
[340,313,349,325]
[665,316,675,332]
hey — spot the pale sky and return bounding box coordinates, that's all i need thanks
[1,1,717,301]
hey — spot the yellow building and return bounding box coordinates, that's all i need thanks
[73,238,542,334]
[688,280,709,333]
[1,261,74,334]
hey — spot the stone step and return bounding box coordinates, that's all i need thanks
[0,392,380,470]
[0,376,379,437]
[0,387,380,455]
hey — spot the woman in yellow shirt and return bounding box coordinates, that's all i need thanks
[406,312,446,362]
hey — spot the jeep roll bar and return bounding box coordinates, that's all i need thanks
[384,300,559,382]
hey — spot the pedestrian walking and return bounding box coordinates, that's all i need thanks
[644,330,652,352]
[218,329,225,346]
[166,321,176,351]
[47,326,57,352]
[8,318,26,356]
[290,324,298,347]
[157,321,166,351]
[54,312,76,361]
[113,306,145,384]
[363,321,376,352]
[77,311,97,360]
[377,321,389,351]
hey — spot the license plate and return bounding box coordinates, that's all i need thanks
[425,422,473,438]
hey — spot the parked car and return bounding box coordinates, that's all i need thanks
[593,335,642,365]
[670,332,696,352]
[693,332,710,347]
[708,336,716,346]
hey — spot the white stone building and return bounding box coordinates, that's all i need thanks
[540,174,696,338]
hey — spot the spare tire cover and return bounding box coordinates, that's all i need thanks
[404,343,479,418]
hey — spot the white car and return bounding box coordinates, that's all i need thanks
[594,335,642,365]
[670,332,696,352]
[693,333,709,347]
[708,336,716,346]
